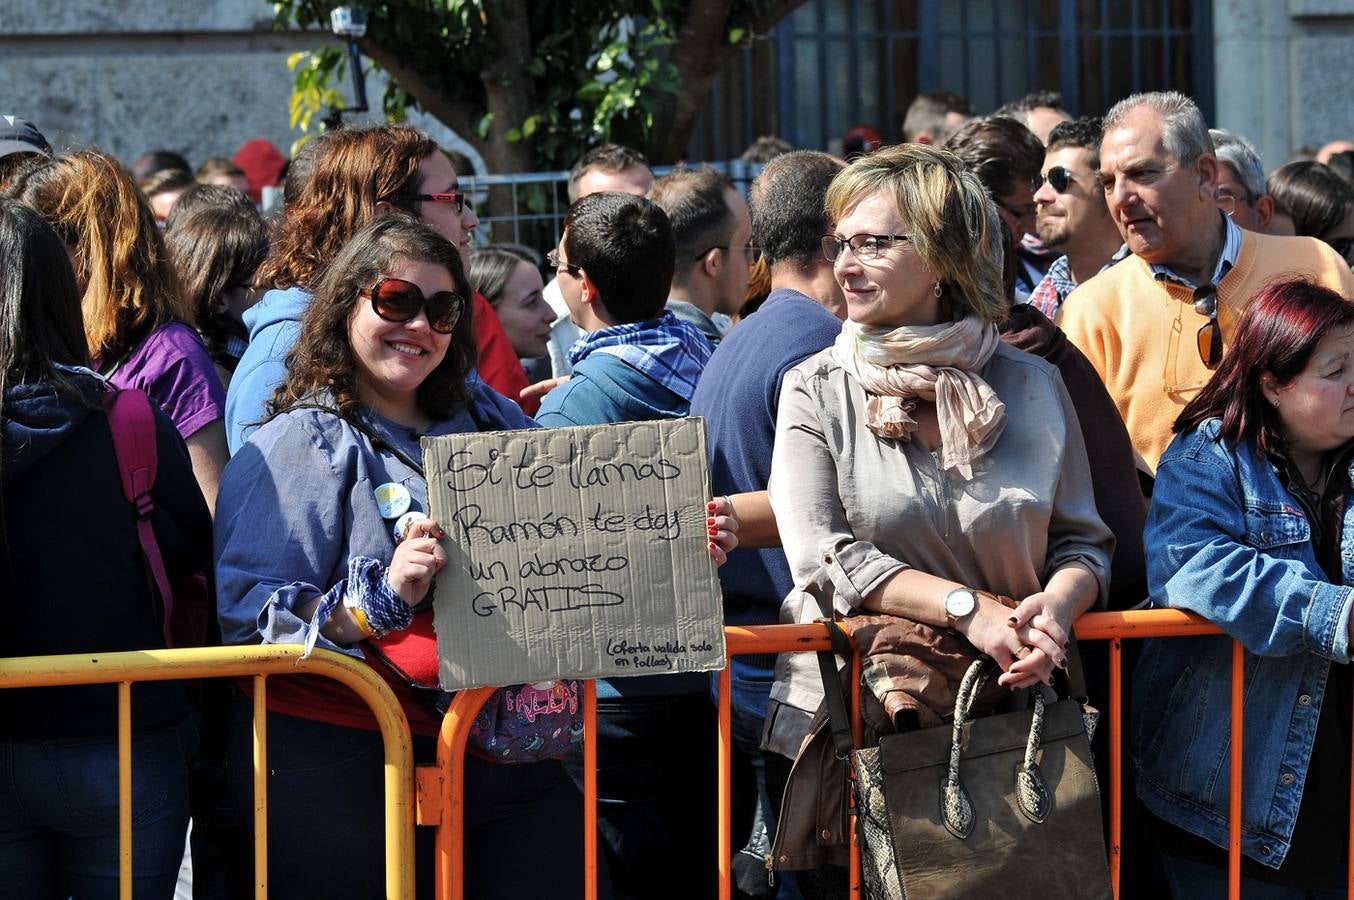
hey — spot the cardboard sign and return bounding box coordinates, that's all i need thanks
[423,418,726,691]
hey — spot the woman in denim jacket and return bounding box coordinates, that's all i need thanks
[1136,278,1354,897]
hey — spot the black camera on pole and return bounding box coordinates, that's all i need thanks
[324,6,370,129]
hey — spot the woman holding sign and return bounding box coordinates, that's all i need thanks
[765,144,1113,882]
[214,216,736,899]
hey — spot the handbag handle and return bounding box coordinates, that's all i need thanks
[801,555,858,761]
[940,658,1054,839]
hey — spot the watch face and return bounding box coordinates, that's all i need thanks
[945,588,976,619]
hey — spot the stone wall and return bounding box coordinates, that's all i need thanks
[4,0,1352,176]
[1214,0,1354,168]
[0,0,332,165]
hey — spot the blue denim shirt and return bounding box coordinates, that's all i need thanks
[1134,418,1354,869]
[215,384,536,659]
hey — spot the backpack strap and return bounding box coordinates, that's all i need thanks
[103,386,175,647]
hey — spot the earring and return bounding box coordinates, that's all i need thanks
[1273,398,1280,408]
[934,282,943,299]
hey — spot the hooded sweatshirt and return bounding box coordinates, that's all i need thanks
[534,322,709,697]
[225,285,307,454]
[0,367,212,738]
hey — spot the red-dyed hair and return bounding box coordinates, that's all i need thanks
[1175,278,1354,458]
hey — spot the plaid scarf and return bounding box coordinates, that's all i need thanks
[568,311,712,401]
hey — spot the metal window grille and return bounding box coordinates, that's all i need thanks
[687,0,1214,160]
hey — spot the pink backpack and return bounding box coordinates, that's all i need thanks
[103,386,210,648]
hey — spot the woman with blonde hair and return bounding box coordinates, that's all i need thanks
[766,143,1113,887]
[9,150,229,511]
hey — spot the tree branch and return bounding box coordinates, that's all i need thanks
[651,0,737,163]
[356,37,479,144]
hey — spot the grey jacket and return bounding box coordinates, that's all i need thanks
[764,342,1112,755]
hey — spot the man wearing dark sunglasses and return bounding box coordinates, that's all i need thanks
[1058,91,1354,475]
[1026,117,1124,319]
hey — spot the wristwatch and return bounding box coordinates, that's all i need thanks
[943,587,978,629]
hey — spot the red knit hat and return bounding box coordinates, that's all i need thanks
[231,138,287,204]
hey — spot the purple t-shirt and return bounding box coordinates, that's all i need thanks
[106,322,226,440]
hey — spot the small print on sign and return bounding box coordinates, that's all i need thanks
[423,417,726,691]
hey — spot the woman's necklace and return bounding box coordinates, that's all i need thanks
[1299,456,1332,497]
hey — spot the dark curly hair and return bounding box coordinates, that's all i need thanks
[255,125,437,292]
[270,216,477,422]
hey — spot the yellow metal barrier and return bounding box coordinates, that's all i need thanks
[0,645,417,900]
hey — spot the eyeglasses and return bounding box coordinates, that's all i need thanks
[1193,285,1222,369]
[820,233,912,262]
[1213,187,1255,217]
[360,277,465,334]
[694,244,761,264]
[410,191,474,214]
[1031,166,1075,194]
[1325,235,1354,262]
[546,249,582,277]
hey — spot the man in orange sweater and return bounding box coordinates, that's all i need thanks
[1059,91,1354,474]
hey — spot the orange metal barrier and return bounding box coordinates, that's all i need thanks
[432,610,1341,900]
[4,611,1331,900]
[0,645,417,900]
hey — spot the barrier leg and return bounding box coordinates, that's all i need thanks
[1109,637,1122,899]
[1228,642,1245,900]
[118,681,132,900]
[585,680,598,900]
[252,676,268,900]
[718,664,732,900]
[849,652,862,897]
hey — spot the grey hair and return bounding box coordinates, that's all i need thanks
[1208,128,1266,200]
[1104,91,1214,168]
[984,201,1005,273]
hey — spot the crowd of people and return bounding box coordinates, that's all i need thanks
[1,83,1353,900]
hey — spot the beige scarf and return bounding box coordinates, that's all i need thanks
[830,315,1007,478]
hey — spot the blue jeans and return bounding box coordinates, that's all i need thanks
[1161,852,1348,899]
[564,691,717,900]
[226,693,600,900]
[0,723,192,899]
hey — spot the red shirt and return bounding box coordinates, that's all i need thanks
[472,291,536,415]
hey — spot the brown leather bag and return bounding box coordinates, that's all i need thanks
[852,653,1112,900]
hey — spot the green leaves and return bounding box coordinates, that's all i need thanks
[286,47,347,132]
[270,0,798,170]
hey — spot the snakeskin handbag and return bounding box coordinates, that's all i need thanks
[852,654,1112,900]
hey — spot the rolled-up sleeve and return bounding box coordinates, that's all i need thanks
[1147,438,1353,661]
[1044,374,1114,606]
[214,417,365,659]
[769,367,906,614]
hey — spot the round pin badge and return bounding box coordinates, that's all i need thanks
[374,482,412,520]
[395,510,428,541]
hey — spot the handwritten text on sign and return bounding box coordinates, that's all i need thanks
[423,418,726,691]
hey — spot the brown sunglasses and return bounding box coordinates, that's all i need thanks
[1194,286,1222,369]
[359,277,465,334]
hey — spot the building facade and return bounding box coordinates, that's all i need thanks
[1,0,1350,175]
